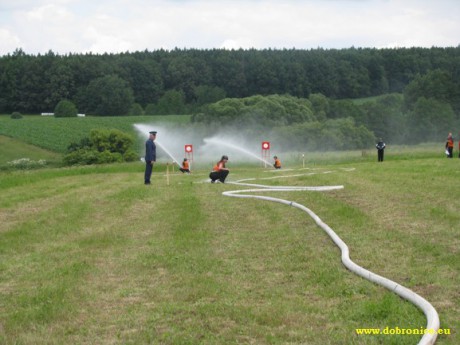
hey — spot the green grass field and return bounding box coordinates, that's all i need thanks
[0,152,458,344]
[0,115,191,153]
[0,115,458,344]
[0,135,62,166]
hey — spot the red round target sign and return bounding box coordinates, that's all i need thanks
[185,144,193,152]
[262,141,270,150]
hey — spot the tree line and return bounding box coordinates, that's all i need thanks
[0,46,459,115]
[192,88,458,149]
[1,46,459,149]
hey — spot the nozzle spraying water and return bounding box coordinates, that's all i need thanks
[203,137,272,166]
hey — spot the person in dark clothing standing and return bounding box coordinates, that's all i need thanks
[376,138,386,162]
[144,131,157,185]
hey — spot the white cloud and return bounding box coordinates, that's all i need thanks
[0,28,21,54]
[25,3,72,20]
[0,0,458,55]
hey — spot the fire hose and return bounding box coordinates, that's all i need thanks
[223,180,440,345]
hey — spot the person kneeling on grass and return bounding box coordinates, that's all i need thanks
[179,158,191,174]
[273,155,281,169]
[209,155,229,183]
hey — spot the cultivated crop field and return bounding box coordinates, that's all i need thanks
[0,115,191,153]
[0,153,458,344]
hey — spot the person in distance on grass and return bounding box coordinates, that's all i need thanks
[209,155,229,183]
[273,155,282,169]
[445,132,454,158]
[179,158,191,174]
[376,138,386,162]
[144,131,157,185]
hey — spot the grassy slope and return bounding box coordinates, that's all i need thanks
[0,157,458,344]
[0,135,62,165]
[0,115,191,153]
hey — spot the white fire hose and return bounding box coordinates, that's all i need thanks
[223,180,440,345]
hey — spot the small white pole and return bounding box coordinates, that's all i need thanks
[166,163,170,186]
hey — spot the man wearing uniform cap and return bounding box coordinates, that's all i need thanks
[376,138,386,162]
[144,131,157,185]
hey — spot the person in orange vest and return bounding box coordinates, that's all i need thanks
[445,132,454,158]
[179,158,191,174]
[273,156,281,169]
[209,155,229,183]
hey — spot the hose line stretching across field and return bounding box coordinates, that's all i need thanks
[223,180,440,345]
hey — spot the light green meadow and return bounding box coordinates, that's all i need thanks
[0,153,458,344]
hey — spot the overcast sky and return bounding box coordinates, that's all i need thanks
[0,0,459,55]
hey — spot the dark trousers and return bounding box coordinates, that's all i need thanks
[378,149,384,162]
[209,170,229,183]
[447,147,453,158]
[145,161,153,183]
[180,168,190,173]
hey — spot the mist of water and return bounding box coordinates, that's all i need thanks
[133,123,276,167]
[133,124,182,167]
[202,137,272,166]
[155,141,182,168]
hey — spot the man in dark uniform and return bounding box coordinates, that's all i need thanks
[376,138,386,162]
[144,131,157,185]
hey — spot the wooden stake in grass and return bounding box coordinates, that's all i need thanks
[166,162,170,186]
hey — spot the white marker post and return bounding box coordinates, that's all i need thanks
[166,163,170,186]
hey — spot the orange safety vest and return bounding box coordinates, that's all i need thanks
[274,159,281,168]
[447,137,454,148]
[183,161,189,169]
[213,161,225,171]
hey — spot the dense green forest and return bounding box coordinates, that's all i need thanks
[1,47,459,148]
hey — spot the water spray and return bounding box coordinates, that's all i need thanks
[134,123,280,168]
[155,140,182,168]
[203,137,273,166]
[133,123,182,168]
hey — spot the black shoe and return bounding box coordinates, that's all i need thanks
[145,182,151,185]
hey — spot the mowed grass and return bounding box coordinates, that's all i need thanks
[0,157,458,344]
